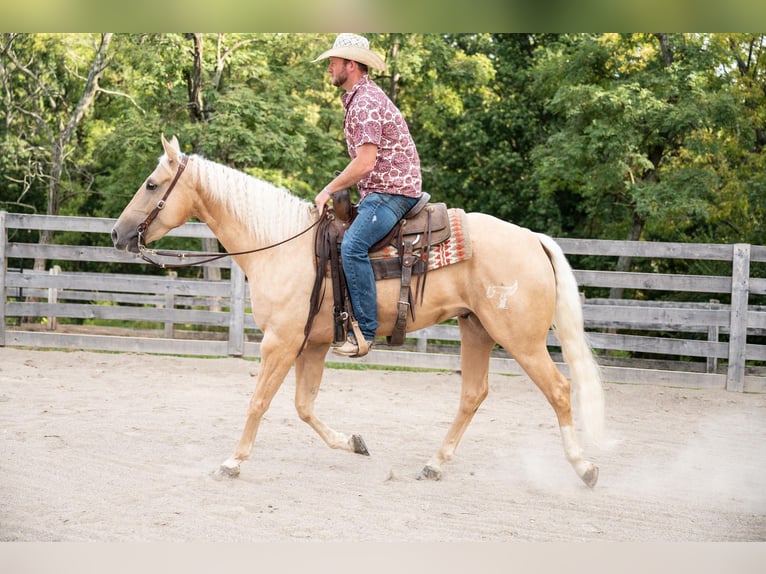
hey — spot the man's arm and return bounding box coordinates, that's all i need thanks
[315,143,377,212]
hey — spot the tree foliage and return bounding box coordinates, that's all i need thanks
[1,32,765,253]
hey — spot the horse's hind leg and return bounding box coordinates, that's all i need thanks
[514,350,599,488]
[294,342,369,455]
[419,313,495,480]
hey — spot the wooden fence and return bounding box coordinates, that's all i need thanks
[2,211,765,392]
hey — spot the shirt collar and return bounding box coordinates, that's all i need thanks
[342,74,370,109]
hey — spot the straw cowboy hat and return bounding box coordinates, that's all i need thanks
[312,33,388,72]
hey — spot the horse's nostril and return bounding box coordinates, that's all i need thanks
[111,227,118,244]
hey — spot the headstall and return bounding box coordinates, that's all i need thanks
[135,155,320,269]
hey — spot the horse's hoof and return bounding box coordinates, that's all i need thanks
[217,459,241,478]
[349,434,370,456]
[581,464,599,489]
[417,465,442,481]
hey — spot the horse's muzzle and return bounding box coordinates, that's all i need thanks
[111,225,139,253]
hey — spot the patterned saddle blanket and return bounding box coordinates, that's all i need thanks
[370,207,472,280]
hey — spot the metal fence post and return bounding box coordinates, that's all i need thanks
[726,244,750,392]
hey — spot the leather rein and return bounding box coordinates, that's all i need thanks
[135,154,320,269]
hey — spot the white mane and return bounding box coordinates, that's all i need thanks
[180,153,316,243]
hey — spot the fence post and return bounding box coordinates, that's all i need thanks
[163,271,177,338]
[706,299,720,374]
[726,244,750,392]
[47,265,61,331]
[0,211,6,346]
[227,261,245,357]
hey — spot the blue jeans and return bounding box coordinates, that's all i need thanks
[341,192,419,341]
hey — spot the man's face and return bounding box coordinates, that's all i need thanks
[327,57,350,88]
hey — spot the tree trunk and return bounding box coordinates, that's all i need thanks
[185,33,205,123]
[608,211,645,300]
[605,34,672,299]
[387,35,400,104]
[34,33,113,272]
[654,33,673,67]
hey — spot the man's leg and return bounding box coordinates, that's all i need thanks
[336,193,418,356]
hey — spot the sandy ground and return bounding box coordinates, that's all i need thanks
[1,346,765,542]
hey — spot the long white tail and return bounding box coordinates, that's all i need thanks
[537,233,605,445]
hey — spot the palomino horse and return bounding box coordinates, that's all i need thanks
[112,135,605,487]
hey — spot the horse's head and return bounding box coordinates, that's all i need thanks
[111,134,194,253]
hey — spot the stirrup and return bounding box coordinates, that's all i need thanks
[332,335,374,358]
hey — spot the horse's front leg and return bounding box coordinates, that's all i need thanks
[218,334,297,478]
[294,342,369,455]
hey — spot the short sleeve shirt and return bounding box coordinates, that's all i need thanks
[342,75,422,199]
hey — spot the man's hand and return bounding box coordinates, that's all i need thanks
[315,187,332,213]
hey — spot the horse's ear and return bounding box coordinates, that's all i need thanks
[161,134,181,162]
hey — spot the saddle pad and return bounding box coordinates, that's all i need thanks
[370,208,472,273]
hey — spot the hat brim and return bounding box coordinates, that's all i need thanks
[312,46,388,72]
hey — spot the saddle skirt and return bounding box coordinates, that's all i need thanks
[369,206,472,280]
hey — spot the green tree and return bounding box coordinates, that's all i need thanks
[528,33,760,246]
[1,33,114,220]
[382,34,498,206]
[4,32,766,269]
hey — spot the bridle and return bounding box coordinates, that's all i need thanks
[136,155,189,249]
[135,154,321,269]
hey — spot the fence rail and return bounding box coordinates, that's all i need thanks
[2,211,764,392]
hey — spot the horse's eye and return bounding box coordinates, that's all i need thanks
[146,181,158,191]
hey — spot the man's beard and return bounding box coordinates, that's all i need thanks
[332,70,347,88]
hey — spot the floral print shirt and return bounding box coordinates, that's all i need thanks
[341,75,422,199]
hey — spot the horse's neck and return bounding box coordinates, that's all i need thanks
[193,199,252,256]
[188,158,318,302]
[192,156,316,253]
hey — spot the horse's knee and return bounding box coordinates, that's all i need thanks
[247,396,272,418]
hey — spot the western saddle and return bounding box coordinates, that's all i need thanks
[302,189,451,354]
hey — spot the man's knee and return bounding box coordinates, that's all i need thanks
[341,233,367,259]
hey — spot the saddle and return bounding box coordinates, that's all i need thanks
[302,189,452,354]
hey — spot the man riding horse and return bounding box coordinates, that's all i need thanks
[313,33,423,358]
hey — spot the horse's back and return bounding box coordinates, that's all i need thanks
[465,212,555,278]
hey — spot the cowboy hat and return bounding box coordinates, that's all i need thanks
[312,33,387,72]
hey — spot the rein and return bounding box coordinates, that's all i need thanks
[136,154,321,269]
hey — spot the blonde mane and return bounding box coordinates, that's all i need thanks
[181,153,315,243]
